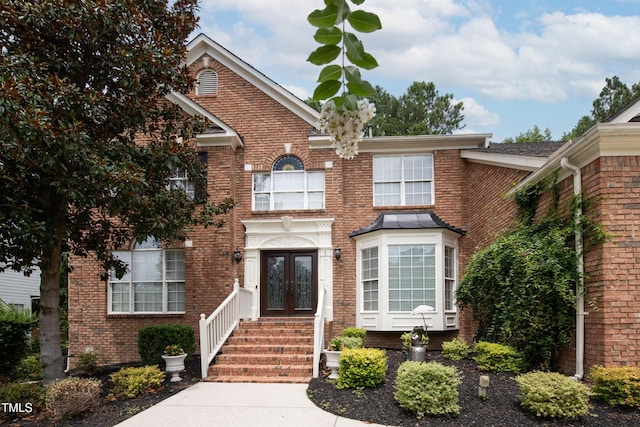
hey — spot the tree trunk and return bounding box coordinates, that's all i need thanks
[39,197,67,382]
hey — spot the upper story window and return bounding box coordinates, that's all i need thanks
[373,155,433,206]
[196,69,218,95]
[108,237,185,314]
[252,155,325,211]
[168,152,208,202]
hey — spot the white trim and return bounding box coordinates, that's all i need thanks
[460,150,548,171]
[241,217,335,320]
[309,133,491,152]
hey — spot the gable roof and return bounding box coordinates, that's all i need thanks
[185,34,320,126]
[607,96,640,123]
[349,211,466,237]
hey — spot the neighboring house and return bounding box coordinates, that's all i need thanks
[0,267,40,313]
[67,34,640,378]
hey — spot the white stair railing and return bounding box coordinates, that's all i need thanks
[312,285,328,378]
[199,279,253,378]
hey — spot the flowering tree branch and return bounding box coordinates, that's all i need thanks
[307,0,381,159]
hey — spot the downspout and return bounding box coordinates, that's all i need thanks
[560,157,585,380]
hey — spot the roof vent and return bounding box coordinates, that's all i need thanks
[196,69,218,95]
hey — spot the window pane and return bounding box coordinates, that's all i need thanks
[111,283,130,312]
[132,251,162,281]
[373,157,401,181]
[110,251,131,281]
[374,183,401,206]
[134,282,162,312]
[165,251,185,280]
[254,194,270,211]
[274,192,304,210]
[168,282,185,312]
[308,192,324,209]
[404,155,433,180]
[273,171,304,191]
[387,244,436,312]
[253,174,271,192]
[307,171,325,191]
[405,181,432,205]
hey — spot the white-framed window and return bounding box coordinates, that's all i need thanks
[373,155,433,206]
[361,247,378,311]
[169,169,195,199]
[196,69,218,95]
[355,230,459,331]
[109,237,185,314]
[252,155,325,211]
[444,246,456,312]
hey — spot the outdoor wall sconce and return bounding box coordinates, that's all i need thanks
[233,248,243,263]
[334,246,342,260]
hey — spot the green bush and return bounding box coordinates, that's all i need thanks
[516,371,590,419]
[110,365,165,399]
[138,323,195,366]
[394,361,462,418]
[74,351,109,376]
[46,377,102,419]
[336,348,387,389]
[474,341,526,373]
[328,336,363,351]
[0,305,36,377]
[13,354,44,380]
[0,382,46,411]
[590,365,640,408]
[342,327,366,340]
[442,337,470,361]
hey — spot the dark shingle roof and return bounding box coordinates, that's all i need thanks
[473,141,566,157]
[349,211,466,237]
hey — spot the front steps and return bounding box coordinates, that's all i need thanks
[204,317,314,384]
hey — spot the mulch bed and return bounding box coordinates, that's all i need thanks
[306,350,640,426]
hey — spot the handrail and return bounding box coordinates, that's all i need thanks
[312,285,328,378]
[199,279,250,378]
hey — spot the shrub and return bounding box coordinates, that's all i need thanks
[138,324,195,366]
[342,327,366,341]
[13,354,44,380]
[328,336,363,351]
[0,305,36,377]
[590,365,640,408]
[336,348,387,389]
[516,371,590,419]
[110,365,165,399]
[442,337,470,361]
[0,382,46,412]
[394,361,462,418]
[45,377,102,419]
[75,351,109,376]
[474,341,526,373]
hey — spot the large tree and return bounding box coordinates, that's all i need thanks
[368,82,465,136]
[0,0,234,381]
[563,76,640,141]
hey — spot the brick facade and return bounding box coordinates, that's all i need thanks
[67,36,640,375]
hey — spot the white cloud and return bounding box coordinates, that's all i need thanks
[456,97,500,127]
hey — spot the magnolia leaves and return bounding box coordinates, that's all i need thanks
[307,0,381,110]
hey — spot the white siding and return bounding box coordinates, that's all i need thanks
[0,268,41,312]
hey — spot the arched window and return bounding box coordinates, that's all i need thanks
[252,155,325,211]
[196,69,218,95]
[109,237,185,313]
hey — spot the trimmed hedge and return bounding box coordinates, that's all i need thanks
[473,341,526,373]
[590,365,640,408]
[137,324,195,366]
[516,371,590,419]
[0,305,36,377]
[336,348,387,389]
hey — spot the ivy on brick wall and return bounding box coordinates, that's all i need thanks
[457,179,607,370]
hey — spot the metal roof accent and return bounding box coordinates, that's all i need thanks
[349,211,466,237]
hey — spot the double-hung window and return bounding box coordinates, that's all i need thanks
[169,169,195,200]
[109,237,185,314]
[253,155,325,211]
[361,247,379,311]
[373,155,433,206]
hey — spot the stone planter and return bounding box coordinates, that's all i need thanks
[162,353,187,382]
[324,350,341,379]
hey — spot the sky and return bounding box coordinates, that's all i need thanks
[193,0,640,143]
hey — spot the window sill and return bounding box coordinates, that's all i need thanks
[251,209,326,215]
[373,205,435,210]
[107,313,186,318]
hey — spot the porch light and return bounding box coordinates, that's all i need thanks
[334,246,342,260]
[233,248,243,263]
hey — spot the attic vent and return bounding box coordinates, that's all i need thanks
[196,69,218,95]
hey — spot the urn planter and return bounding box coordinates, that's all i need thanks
[162,353,187,382]
[324,350,341,379]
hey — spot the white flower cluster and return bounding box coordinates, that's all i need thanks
[318,99,376,160]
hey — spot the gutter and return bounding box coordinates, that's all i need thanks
[560,157,586,380]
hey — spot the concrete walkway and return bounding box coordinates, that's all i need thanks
[115,382,391,427]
